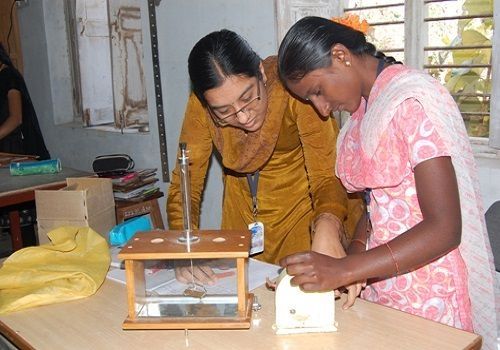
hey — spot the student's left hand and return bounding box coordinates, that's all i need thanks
[311,213,346,258]
[311,215,363,309]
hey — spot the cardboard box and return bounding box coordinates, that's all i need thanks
[35,177,116,245]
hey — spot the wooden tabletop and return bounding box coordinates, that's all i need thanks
[0,167,91,207]
[0,278,481,350]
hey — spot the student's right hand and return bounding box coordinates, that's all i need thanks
[174,263,218,286]
[279,250,365,310]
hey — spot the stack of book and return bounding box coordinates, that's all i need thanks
[107,168,162,202]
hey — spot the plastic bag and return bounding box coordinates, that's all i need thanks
[109,215,152,246]
[0,226,110,314]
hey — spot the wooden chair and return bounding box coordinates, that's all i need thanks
[486,201,500,272]
[115,194,164,230]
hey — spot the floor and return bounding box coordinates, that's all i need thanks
[0,333,17,350]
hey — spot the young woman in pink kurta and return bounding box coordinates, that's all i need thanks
[339,63,472,330]
[278,16,498,349]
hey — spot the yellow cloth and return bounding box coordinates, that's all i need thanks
[0,226,110,314]
[168,56,363,264]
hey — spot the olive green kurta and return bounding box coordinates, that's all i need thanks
[167,57,361,264]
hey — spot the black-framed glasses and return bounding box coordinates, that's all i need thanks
[207,80,262,126]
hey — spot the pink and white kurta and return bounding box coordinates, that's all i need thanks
[337,64,498,349]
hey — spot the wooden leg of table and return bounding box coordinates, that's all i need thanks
[125,260,145,320]
[236,257,246,315]
[8,210,23,251]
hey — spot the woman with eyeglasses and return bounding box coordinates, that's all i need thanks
[167,29,363,308]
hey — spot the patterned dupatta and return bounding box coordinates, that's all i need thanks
[337,67,498,349]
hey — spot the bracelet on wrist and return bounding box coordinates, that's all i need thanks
[385,242,400,275]
[351,238,366,247]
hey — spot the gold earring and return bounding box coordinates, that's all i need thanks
[345,61,351,67]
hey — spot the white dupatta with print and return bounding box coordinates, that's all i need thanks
[337,68,498,349]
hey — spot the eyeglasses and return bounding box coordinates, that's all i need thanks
[208,80,262,127]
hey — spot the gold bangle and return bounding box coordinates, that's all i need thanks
[351,238,366,247]
[311,213,342,230]
[311,212,347,248]
[385,242,400,275]
[311,213,343,236]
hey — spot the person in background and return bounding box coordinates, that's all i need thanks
[167,29,363,307]
[0,43,50,159]
[277,16,498,349]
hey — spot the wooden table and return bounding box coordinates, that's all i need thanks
[0,278,481,350]
[0,167,90,251]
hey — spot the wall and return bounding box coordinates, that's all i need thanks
[14,0,500,229]
[16,0,277,229]
[477,157,500,210]
[156,0,277,228]
[16,1,160,173]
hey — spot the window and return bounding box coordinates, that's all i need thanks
[66,0,149,131]
[346,0,493,140]
[424,0,492,139]
[276,0,499,150]
[345,1,405,62]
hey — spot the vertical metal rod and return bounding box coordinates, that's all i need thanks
[178,142,199,246]
[179,142,192,233]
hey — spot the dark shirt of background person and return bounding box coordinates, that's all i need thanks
[0,43,50,160]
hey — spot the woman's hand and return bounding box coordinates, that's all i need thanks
[174,262,218,285]
[342,280,364,310]
[282,250,362,309]
[347,239,367,255]
[342,238,368,308]
[279,251,347,291]
[311,213,346,257]
[311,214,363,309]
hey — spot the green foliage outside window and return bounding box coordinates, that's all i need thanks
[427,0,493,137]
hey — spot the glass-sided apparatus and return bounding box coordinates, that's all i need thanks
[118,229,253,330]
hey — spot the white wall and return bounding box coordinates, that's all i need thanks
[477,157,500,210]
[156,0,277,228]
[17,1,161,174]
[16,0,277,229]
[14,0,500,228]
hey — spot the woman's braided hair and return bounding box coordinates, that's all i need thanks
[364,42,399,65]
[278,16,400,82]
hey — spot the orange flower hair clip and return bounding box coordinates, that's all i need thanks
[331,14,370,34]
